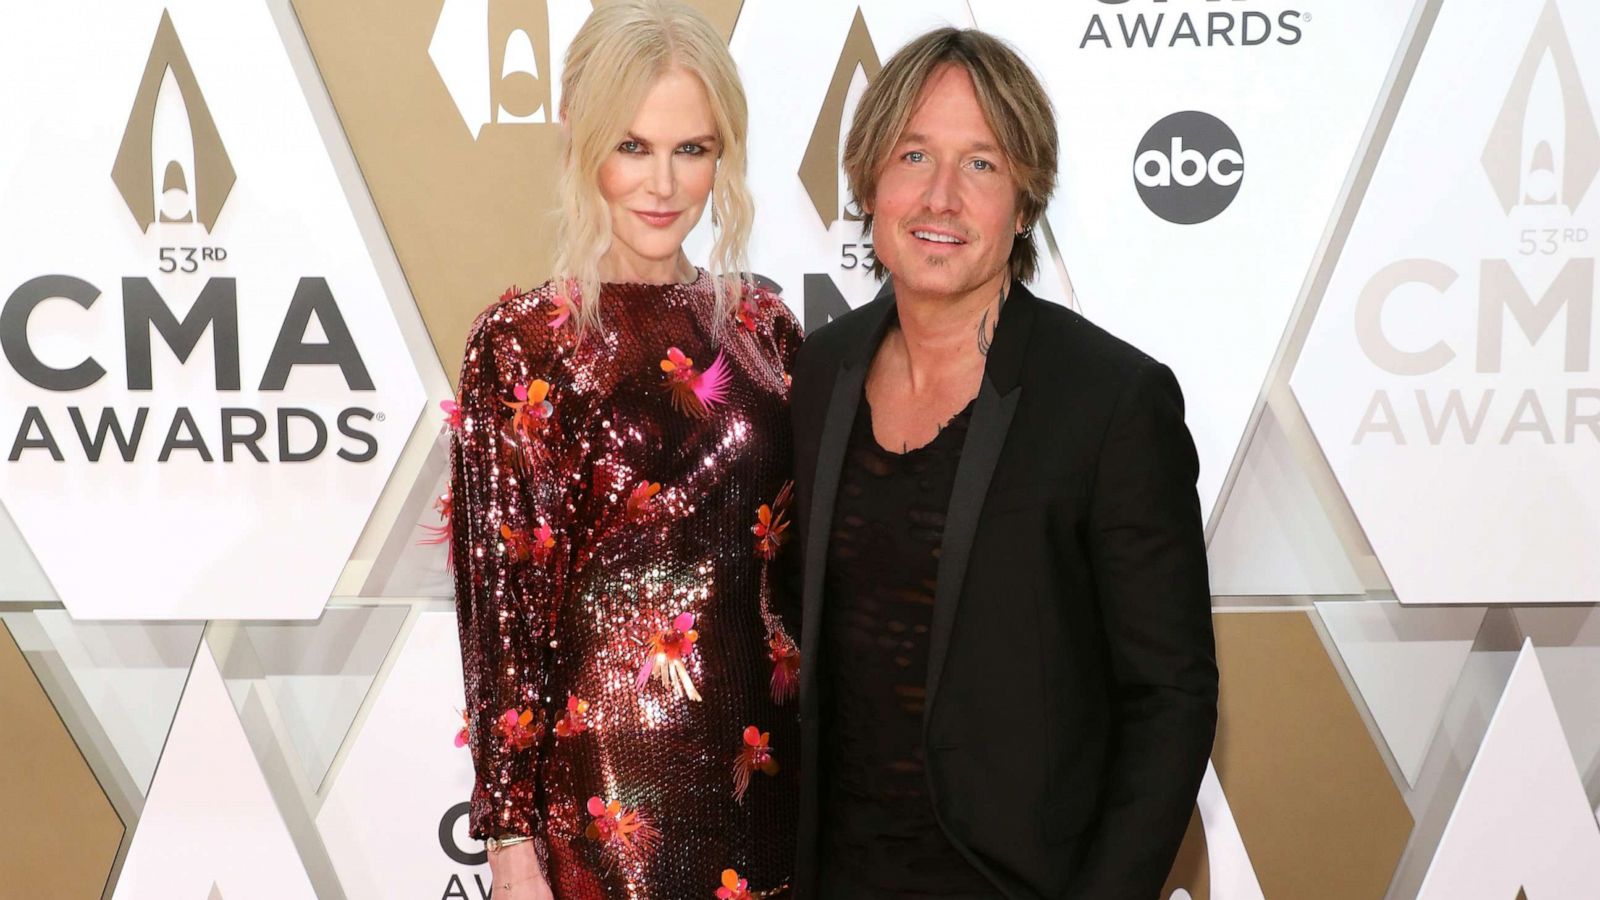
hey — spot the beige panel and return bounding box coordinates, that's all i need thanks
[292,0,745,385]
[0,620,124,898]
[1213,611,1413,898]
[1160,807,1210,900]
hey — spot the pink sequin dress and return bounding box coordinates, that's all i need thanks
[449,269,802,897]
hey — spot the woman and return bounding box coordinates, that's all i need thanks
[447,2,801,897]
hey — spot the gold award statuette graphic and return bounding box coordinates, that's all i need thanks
[111,10,235,231]
[798,8,879,232]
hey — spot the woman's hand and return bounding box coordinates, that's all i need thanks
[486,840,552,900]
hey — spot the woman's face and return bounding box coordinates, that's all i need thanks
[597,67,720,279]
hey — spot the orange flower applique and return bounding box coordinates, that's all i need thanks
[554,695,590,738]
[753,481,794,560]
[627,481,661,520]
[531,522,556,564]
[716,869,753,900]
[585,796,659,859]
[503,379,553,441]
[500,523,534,564]
[636,612,702,701]
[732,284,778,333]
[493,707,541,752]
[732,725,779,802]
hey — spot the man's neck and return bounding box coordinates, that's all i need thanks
[886,273,1009,393]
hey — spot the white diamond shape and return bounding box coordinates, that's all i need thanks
[1291,0,1600,604]
[0,2,426,619]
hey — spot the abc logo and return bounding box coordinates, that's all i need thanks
[1133,111,1244,224]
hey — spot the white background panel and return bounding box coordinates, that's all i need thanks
[1292,0,1600,604]
[0,1,425,619]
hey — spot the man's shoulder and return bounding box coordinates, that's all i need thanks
[792,295,887,376]
[1024,295,1170,384]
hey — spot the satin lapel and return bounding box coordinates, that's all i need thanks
[923,375,1021,725]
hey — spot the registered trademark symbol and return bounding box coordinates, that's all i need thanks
[1301,12,1311,21]
[375,412,386,422]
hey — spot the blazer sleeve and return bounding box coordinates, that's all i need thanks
[1067,361,1218,900]
[449,306,588,841]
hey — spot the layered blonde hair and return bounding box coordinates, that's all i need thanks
[842,28,1057,283]
[553,0,752,335]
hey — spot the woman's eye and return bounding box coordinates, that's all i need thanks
[677,144,706,156]
[618,140,642,153]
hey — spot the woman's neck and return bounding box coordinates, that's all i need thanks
[597,248,697,285]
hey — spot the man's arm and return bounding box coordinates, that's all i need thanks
[1068,361,1218,900]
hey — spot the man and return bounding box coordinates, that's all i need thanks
[788,27,1217,900]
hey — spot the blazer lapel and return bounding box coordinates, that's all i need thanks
[923,282,1037,727]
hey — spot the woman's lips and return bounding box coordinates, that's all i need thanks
[633,209,683,228]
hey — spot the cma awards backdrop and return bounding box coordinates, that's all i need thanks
[1,0,1598,897]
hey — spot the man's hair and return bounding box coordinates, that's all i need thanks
[842,28,1058,283]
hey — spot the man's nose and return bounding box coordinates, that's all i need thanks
[923,159,964,215]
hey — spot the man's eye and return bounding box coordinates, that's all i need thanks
[903,150,926,163]
[971,158,994,171]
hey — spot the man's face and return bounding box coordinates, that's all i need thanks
[868,64,1020,302]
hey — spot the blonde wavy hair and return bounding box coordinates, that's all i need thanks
[553,0,753,336]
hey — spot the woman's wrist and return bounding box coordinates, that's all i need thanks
[485,833,533,852]
[493,873,548,894]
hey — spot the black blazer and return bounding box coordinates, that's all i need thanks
[788,281,1217,900]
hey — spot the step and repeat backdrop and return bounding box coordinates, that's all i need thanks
[2,0,1599,898]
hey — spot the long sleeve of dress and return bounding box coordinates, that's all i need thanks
[450,297,589,841]
[748,288,805,638]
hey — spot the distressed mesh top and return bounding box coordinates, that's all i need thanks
[817,393,995,897]
[448,269,802,897]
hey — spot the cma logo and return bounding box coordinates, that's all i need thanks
[1134,111,1244,224]
[437,802,494,900]
[2,276,381,463]
[112,10,235,232]
[430,0,594,139]
[1352,0,1599,448]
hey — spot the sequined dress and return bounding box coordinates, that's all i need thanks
[448,269,802,897]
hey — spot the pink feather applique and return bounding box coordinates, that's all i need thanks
[660,347,731,418]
